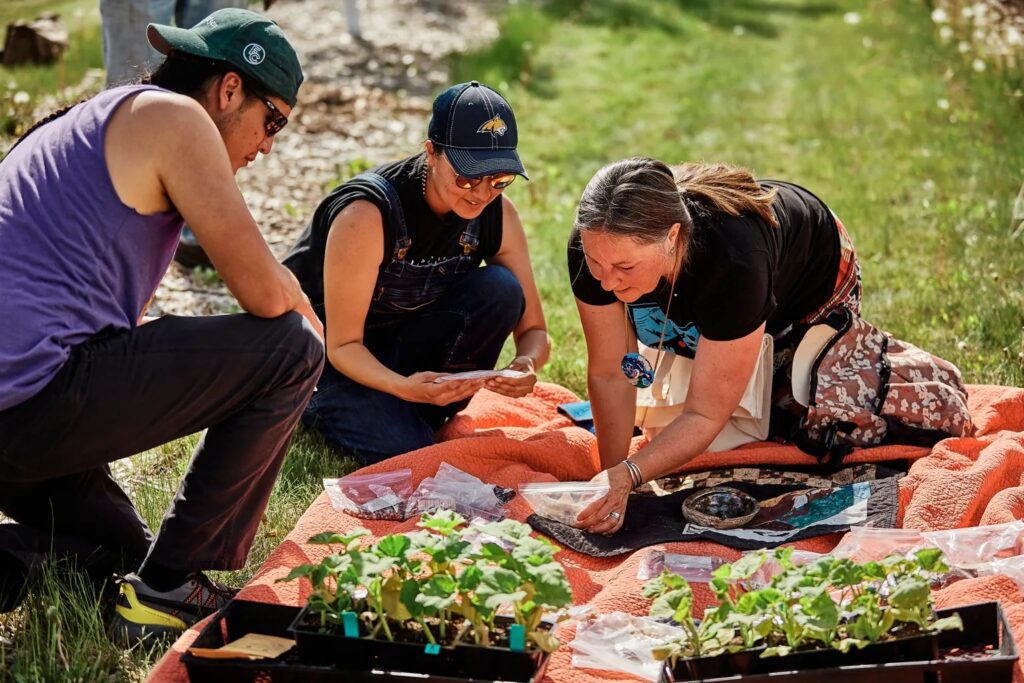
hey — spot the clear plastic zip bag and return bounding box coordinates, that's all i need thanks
[323,468,413,521]
[519,481,609,527]
[404,462,508,521]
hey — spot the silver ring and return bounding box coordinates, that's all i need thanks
[608,511,622,521]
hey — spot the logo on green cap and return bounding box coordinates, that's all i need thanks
[243,43,265,65]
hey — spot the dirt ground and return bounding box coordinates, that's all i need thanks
[152,0,500,316]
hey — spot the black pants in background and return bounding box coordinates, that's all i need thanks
[0,312,324,609]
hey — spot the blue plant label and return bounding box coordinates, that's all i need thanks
[424,643,441,655]
[342,611,358,638]
[509,624,526,651]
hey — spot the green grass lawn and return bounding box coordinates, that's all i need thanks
[2,0,1022,680]
[0,0,102,136]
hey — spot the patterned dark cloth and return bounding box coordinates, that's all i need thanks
[528,473,902,557]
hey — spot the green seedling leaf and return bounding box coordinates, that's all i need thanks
[381,574,412,621]
[278,563,318,583]
[836,638,870,653]
[377,534,412,558]
[889,577,929,611]
[914,547,948,574]
[477,519,534,542]
[418,509,467,535]
[308,529,371,548]
[529,630,561,653]
[773,547,795,569]
[399,578,425,618]
[761,645,792,658]
[929,614,964,633]
[476,566,526,610]
[459,564,484,591]
[416,574,459,613]
[728,551,767,581]
[522,561,573,608]
[512,536,558,566]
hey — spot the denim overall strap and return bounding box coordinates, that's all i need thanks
[458,215,481,256]
[355,172,412,260]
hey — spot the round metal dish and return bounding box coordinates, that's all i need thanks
[681,487,759,529]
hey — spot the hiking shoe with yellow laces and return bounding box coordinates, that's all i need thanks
[108,572,236,644]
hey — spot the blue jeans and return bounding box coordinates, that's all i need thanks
[304,265,526,462]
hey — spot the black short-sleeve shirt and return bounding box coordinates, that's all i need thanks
[567,180,840,345]
[284,153,504,313]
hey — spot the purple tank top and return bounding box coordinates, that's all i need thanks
[0,85,184,411]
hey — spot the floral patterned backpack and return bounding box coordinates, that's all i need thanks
[791,307,973,466]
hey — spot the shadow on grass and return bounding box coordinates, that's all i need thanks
[545,0,841,38]
[448,0,843,101]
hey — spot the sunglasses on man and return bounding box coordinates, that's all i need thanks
[254,93,288,137]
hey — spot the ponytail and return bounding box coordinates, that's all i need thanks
[672,162,779,228]
[3,103,80,160]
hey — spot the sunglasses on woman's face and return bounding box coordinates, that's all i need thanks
[443,155,516,190]
[254,94,288,137]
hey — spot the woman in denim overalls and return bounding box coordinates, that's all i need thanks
[285,82,550,462]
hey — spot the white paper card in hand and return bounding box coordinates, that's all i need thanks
[433,369,528,383]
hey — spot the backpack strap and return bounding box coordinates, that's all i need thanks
[794,418,857,470]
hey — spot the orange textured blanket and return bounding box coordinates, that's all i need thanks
[149,383,1024,682]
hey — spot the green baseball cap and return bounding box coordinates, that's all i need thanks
[147,8,303,107]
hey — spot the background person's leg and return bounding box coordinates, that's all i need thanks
[100,0,160,87]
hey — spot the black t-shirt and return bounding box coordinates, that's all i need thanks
[567,180,840,345]
[284,153,504,312]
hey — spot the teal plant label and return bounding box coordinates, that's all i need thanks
[342,611,359,638]
[424,643,441,655]
[509,624,526,651]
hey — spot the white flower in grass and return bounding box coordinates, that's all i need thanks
[972,58,986,72]
[1007,26,1023,47]
[939,26,954,41]
[733,25,746,36]
[844,12,861,24]
[931,8,949,23]
[12,91,29,105]
[937,98,950,110]
[958,41,971,53]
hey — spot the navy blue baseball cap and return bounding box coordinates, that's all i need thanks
[427,81,528,180]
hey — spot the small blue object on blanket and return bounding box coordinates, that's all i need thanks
[557,400,595,433]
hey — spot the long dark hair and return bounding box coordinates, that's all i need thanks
[574,157,779,267]
[5,50,270,157]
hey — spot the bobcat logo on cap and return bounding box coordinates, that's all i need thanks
[243,43,266,66]
[477,115,508,137]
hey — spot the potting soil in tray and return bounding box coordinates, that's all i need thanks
[660,601,1018,683]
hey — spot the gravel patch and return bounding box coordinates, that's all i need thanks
[152,0,500,316]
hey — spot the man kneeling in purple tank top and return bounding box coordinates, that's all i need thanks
[0,8,324,643]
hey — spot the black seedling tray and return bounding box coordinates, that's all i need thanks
[289,604,549,682]
[661,601,1018,683]
[181,599,549,683]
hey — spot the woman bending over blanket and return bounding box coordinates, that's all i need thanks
[567,157,860,535]
[285,81,550,462]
